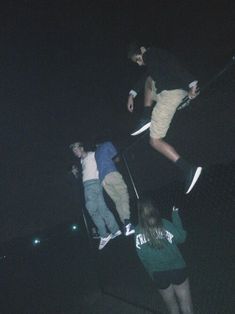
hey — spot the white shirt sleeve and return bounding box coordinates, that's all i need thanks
[129,90,138,98]
[188,80,198,88]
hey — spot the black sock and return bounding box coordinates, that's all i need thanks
[124,219,130,226]
[175,158,192,178]
[143,106,152,117]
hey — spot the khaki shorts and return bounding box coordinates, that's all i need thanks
[150,83,188,139]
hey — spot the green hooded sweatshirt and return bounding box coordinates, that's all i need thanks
[135,210,187,278]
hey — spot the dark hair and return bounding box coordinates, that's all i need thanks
[127,42,142,59]
[138,193,166,249]
[69,140,96,153]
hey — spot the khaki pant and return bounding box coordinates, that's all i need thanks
[102,172,130,224]
[150,82,188,139]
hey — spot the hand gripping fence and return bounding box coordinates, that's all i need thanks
[177,54,235,110]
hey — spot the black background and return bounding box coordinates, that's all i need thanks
[1,0,235,243]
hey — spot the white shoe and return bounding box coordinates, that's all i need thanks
[98,234,112,250]
[185,166,203,194]
[130,107,152,136]
[131,122,151,136]
[124,223,135,236]
[111,230,122,239]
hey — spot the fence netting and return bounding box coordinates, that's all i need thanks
[90,67,235,313]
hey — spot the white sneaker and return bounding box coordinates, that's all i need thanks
[111,230,122,239]
[124,223,135,236]
[98,234,112,250]
[185,166,203,194]
[131,122,151,136]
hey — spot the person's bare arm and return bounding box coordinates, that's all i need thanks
[127,94,135,112]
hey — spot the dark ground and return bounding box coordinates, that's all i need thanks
[1,160,235,313]
[1,1,235,313]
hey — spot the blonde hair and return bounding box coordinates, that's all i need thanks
[69,142,83,150]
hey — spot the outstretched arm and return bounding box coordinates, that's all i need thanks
[168,206,187,244]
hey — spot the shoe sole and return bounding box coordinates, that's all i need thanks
[98,235,112,250]
[185,167,202,194]
[131,122,151,136]
[112,231,122,239]
[125,229,135,236]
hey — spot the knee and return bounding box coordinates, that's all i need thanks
[149,137,162,149]
[86,201,97,216]
[145,76,153,90]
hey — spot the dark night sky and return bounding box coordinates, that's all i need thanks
[1,0,235,242]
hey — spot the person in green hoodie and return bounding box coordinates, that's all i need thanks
[135,194,193,314]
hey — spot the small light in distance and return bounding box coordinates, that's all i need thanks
[32,238,41,246]
[71,224,79,231]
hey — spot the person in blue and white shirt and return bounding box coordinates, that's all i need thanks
[70,142,121,250]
